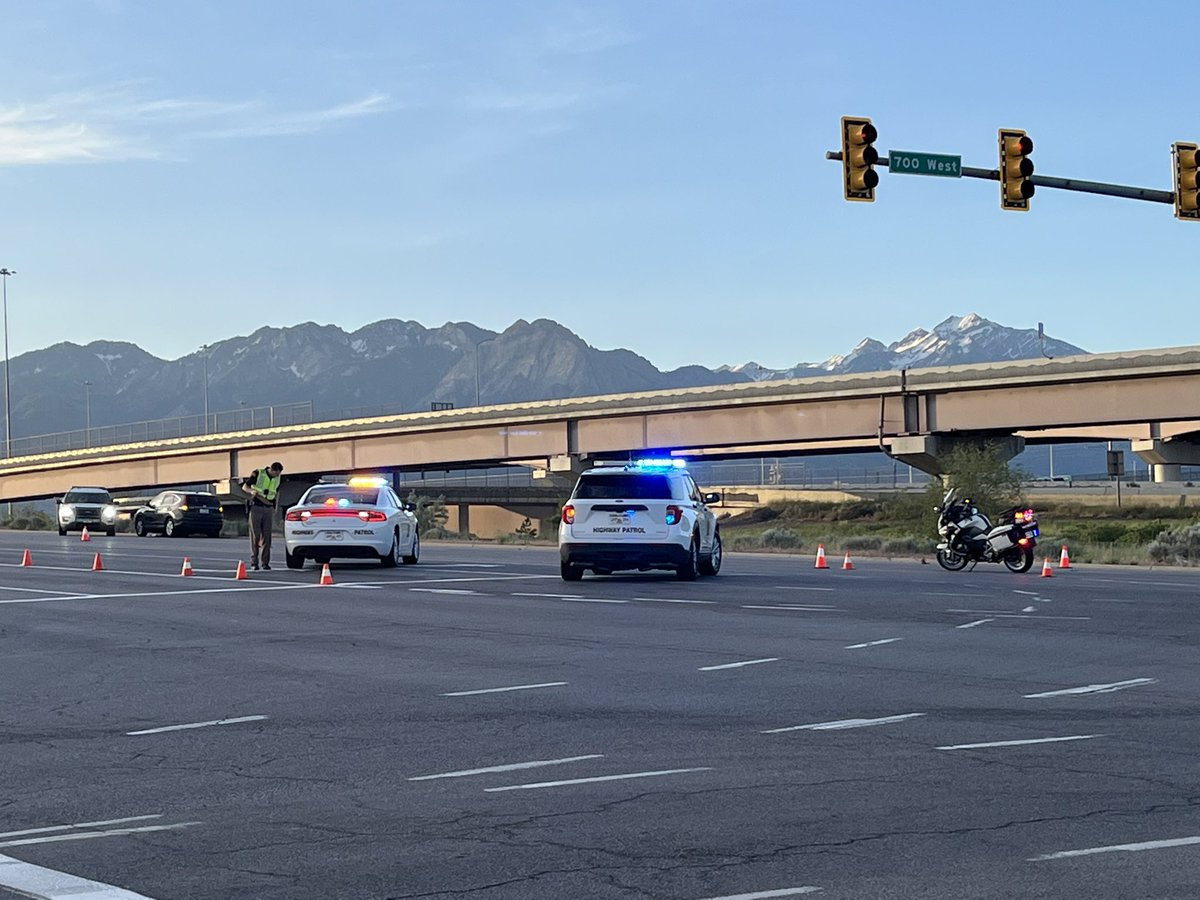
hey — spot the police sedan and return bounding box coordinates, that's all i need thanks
[283,477,420,569]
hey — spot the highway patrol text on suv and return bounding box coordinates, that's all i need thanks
[558,459,722,581]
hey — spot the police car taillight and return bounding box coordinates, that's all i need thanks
[562,504,576,525]
[665,505,682,526]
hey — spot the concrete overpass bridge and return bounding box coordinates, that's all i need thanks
[2,344,1200,504]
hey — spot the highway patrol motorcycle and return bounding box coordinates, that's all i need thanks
[934,488,1039,573]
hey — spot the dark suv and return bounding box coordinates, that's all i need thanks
[57,487,118,536]
[133,491,224,537]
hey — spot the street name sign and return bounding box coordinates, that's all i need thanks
[888,150,962,178]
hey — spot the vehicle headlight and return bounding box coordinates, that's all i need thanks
[60,505,76,522]
[102,505,118,523]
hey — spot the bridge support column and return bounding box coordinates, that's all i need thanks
[457,504,471,538]
[886,434,1025,479]
[1131,438,1200,483]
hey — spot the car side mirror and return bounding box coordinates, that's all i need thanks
[403,503,417,512]
[55,498,62,505]
[703,492,722,505]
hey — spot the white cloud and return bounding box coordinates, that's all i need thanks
[0,84,394,166]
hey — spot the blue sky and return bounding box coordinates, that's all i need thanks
[0,0,1194,371]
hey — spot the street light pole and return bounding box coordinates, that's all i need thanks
[83,380,92,447]
[201,344,210,435]
[474,337,496,407]
[0,268,14,458]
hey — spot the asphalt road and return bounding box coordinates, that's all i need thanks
[1,530,1198,900]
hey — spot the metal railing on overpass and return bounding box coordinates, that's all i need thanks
[5,402,314,458]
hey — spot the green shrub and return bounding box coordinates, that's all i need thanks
[842,535,883,551]
[760,527,802,549]
[1148,524,1200,566]
[881,536,923,555]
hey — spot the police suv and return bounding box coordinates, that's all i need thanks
[558,459,722,581]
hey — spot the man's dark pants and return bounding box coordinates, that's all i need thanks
[249,504,276,567]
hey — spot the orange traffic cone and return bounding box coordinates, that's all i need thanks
[1059,545,1071,569]
[842,551,855,570]
[91,552,104,572]
[180,557,194,576]
[20,549,32,567]
[81,526,91,542]
[814,544,828,569]
[1040,558,1054,578]
[319,563,334,586]
[234,560,249,580]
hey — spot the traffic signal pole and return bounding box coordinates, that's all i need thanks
[825,150,1175,205]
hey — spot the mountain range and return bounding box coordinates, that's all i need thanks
[4,314,1087,441]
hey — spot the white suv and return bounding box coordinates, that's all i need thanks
[558,460,722,581]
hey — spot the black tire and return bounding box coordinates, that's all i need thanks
[699,530,722,576]
[106,526,116,537]
[58,527,67,536]
[164,519,177,538]
[206,530,221,538]
[285,548,304,570]
[402,532,420,565]
[134,518,148,537]
[380,530,399,567]
[676,537,700,581]
[560,561,584,581]
[315,555,331,566]
[1004,548,1035,573]
[936,547,969,571]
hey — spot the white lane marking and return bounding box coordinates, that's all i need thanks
[763,713,925,734]
[1024,678,1157,698]
[0,815,161,840]
[635,597,717,605]
[925,592,986,598]
[0,821,200,848]
[956,619,995,629]
[699,658,779,672]
[1022,606,1037,612]
[1029,835,1200,861]
[742,605,838,612]
[334,583,382,590]
[511,592,627,604]
[442,682,567,697]
[845,638,901,649]
[774,586,836,592]
[126,715,268,735]
[697,888,823,900]
[484,767,711,792]
[1013,590,1041,596]
[0,585,92,595]
[408,754,604,781]
[947,609,1090,620]
[0,852,162,898]
[936,734,1103,751]
[409,588,479,595]
[421,563,502,568]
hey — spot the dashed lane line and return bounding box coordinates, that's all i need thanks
[936,734,1103,751]
[408,754,604,781]
[1023,678,1157,698]
[699,658,779,672]
[0,821,200,849]
[696,888,823,900]
[956,619,995,629]
[947,609,1090,620]
[763,713,925,734]
[1029,835,1200,861]
[126,715,268,736]
[442,682,568,697]
[511,592,627,604]
[484,767,712,793]
[0,852,162,899]
[845,638,901,649]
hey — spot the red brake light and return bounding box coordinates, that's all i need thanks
[665,504,682,526]
[562,504,576,525]
[1018,537,1030,546]
[285,510,303,521]
[358,510,387,522]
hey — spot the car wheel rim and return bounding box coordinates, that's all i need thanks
[712,538,721,569]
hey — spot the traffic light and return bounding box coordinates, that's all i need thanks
[841,116,879,202]
[1173,142,1200,221]
[998,129,1034,211]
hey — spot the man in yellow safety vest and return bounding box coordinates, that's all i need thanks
[245,461,284,570]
